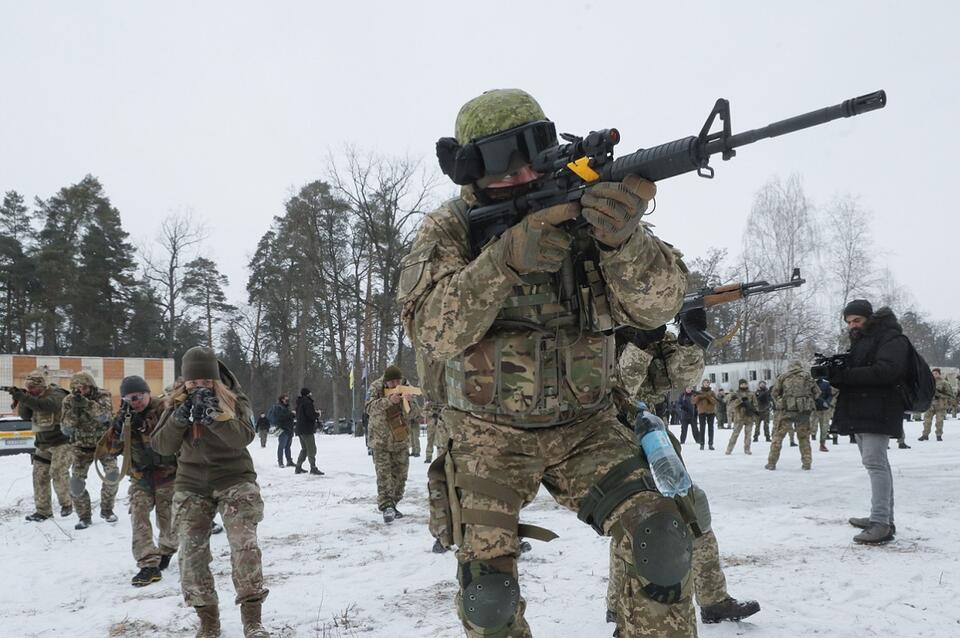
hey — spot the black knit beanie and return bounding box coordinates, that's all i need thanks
[842,299,873,319]
[119,375,151,396]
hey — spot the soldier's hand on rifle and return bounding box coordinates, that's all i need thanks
[502,202,577,274]
[581,175,656,248]
[174,399,194,425]
[388,392,403,405]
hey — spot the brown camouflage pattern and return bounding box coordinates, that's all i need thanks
[771,361,820,413]
[768,419,813,468]
[61,388,114,448]
[70,447,118,520]
[31,443,72,517]
[365,376,411,452]
[130,481,177,568]
[173,481,268,607]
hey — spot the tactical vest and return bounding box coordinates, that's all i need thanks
[29,385,67,433]
[780,372,815,413]
[445,241,617,428]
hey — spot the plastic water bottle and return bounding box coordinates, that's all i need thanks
[634,402,692,498]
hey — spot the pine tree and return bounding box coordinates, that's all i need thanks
[183,256,236,347]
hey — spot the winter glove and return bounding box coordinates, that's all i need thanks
[173,399,193,425]
[677,308,708,347]
[502,202,578,275]
[580,175,656,248]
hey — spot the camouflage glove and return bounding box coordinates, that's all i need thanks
[580,175,656,248]
[502,202,577,274]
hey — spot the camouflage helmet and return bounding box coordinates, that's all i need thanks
[455,89,547,143]
[70,370,97,391]
[24,369,48,388]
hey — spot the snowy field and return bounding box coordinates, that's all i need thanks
[2,418,959,638]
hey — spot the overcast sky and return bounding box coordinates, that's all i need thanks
[1,1,956,321]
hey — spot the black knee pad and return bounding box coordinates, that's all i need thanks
[619,499,692,604]
[459,560,520,631]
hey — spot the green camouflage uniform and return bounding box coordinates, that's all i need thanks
[724,389,758,454]
[767,363,821,469]
[921,378,956,438]
[366,375,411,511]
[109,397,179,568]
[423,402,447,462]
[61,372,119,522]
[399,158,693,637]
[408,399,423,456]
[15,376,72,518]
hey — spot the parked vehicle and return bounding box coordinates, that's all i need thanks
[0,416,34,456]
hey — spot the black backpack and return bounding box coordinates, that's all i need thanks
[898,338,935,412]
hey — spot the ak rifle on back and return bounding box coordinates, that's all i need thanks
[680,267,806,348]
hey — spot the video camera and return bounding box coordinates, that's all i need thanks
[811,352,849,379]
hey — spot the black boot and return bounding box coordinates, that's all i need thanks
[60,504,73,517]
[432,539,448,553]
[294,464,306,474]
[25,512,50,522]
[159,554,173,570]
[74,518,92,530]
[309,467,324,475]
[700,597,761,623]
[101,509,118,523]
[131,566,162,587]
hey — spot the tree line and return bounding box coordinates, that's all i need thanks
[2,168,955,418]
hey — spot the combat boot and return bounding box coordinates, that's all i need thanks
[294,464,306,474]
[25,512,50,522]
[132,566,162,587]
[789,441,798,447]
[75,518,92,530]
[211,521,224,535]
[802,464,811,470]
[819,443,829,452]
[853,523,893,545]
[700,597,761,623]
[918,435,928,441]
[194,605,221,638]
[424,456,432,464]
[393,508,404,519]
[60,504,73,517]
[937,435,943,441]
[309,467,324,475]
[764,464,775,471]
[383,506,396,524]
[849,517,896,536]
[240,601,270,637]
[101,509,118,523]
[431,539,448,553]
[898,441,911,449]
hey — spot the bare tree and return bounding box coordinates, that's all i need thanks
[824,196,879,310]
[141,211,207,358]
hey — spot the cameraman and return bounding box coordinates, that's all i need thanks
[820,300,909,545]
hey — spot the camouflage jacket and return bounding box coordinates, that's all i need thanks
[61,389,113,449]
[399,197,687,428]
[365,376,409,452]
[771,363,821,414]
[109,398,177,485]
[932,378,957,410]
[726,389,758,421]
[613,333,704,424]
[16,385,69,448]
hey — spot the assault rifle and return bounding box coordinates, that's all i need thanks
[680,267,806,348]
[616,268,806,352]
[385,385,422,414]
[468,91,886,250]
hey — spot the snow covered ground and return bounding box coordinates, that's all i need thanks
[2,418,959,637]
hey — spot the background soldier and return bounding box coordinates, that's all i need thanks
[811,376,834,453]
[725,379,758,455]
[423,401,443,464]
[919,368,956,441]
[610,332,760,627]
[10,370,73,521]
[106,375,178,587]
[152,346,269,638]
[692,380,718,450]
[716,388,728,429]
[400,89,695,638]
[61,371,119,529]
[753,380,772,442]
[766,362,820,471]
[365,365,410,523]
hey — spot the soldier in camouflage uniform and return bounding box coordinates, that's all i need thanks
[724,380,758,455]
[10,370,73,521]
[152,347,269,638]
[608,333,759,629]
[400,89,696,637]
[105,375,179,587]
[766,362,821,471]
[365,365,411,523]
[61,370,119,529]
[423,401,446,463]
[919,368,956,441]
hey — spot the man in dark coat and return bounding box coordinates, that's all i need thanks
[268,394,295,467]
[294,388,324,475]
[827,299,909,545]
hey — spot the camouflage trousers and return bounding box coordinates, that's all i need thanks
[922,409,947,437]
[130,480,177,568]
[425,413,448,462]
[768,413,812,468]
[172,482,269,607]
[446,407,696,638]
[70,447,119,521]
[607,528,729,612]
[724,419,753,454]
[409,422,421,456]
[372,448,409,510]
[32,443,73,517]
[810,411,832,442]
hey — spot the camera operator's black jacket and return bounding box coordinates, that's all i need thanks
[831,307,909,438]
